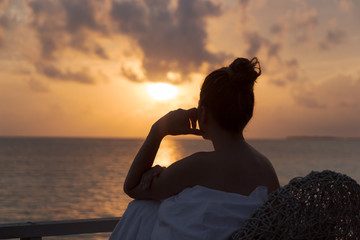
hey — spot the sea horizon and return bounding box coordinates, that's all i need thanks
[1,135,359,140]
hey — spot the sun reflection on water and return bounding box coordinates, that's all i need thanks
[153,138,183,167]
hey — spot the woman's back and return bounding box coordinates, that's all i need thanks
[195,140,279,196]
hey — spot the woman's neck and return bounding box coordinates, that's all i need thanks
[210,129,245,151]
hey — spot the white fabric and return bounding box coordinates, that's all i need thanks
[109,185,267,240]
[110,200,160,240]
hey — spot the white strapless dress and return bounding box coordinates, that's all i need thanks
[109,185,267,240]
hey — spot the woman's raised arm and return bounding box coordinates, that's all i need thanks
[123,108,203,199]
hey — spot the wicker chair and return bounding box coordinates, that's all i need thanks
[231,170,360,239]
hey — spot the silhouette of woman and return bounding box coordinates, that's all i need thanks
[110,57,280,240]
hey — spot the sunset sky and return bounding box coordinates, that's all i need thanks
[0,0,359,139]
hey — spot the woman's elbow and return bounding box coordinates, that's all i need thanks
[123,184,142,199]
[123,182,133,198]
[124,188,136,199]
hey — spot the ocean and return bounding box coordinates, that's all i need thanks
[0,137,359,239]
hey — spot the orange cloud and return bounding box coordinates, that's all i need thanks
[110,0,228,82]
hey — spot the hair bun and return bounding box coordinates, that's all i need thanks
[228,57,261,88]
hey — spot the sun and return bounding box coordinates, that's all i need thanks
[146,83,178,101]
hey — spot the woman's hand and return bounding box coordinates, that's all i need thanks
[140,165,165,190]
[152,108,203,138]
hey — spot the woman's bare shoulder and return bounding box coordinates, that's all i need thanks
[168,151,215,170]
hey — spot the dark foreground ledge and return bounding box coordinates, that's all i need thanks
[0,217,121,240]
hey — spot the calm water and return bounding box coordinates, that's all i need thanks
[0,137,359,239]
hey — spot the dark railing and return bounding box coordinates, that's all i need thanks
[0,217,120,240]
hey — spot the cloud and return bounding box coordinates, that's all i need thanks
[293,94,327,109]
[22,0,111,83]
[270,22,283,35]
[0,0,7,10]
[294,8,318,43]
[27,0,69,59]
[0,0,23,48]
[0,14,10,29]
[267,42,281,59]
[270,15,289,39]
[270,6,318,44]
[243,31,282,59]
[241,22,302,87]
[317,73,360,108]
[292,73,360,109]
[60,0,104,34]
[0,22,4,47]
[338,0,353,13]
[24,0,299,86]
[284,59,299,81]
[238,0,250,22]
[35,62,95,84]
[121,66,143,82]
[111,0,227,83]
[268,58,300,86]
[94,44,109,59]
[28,0,108,60]
[326,29,346,44]
[244,31,263,57]
[110,1,147,34]
[239,0,250,8]
[28,78,50,92]
[319,28,347,50]
[25,0,228,84]
[0,0,5,47]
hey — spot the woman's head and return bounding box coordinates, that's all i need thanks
[199,57,261,133]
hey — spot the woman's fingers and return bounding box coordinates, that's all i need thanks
[186,108,198,129]
[182,108,203,135]
[140,165,165,190]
